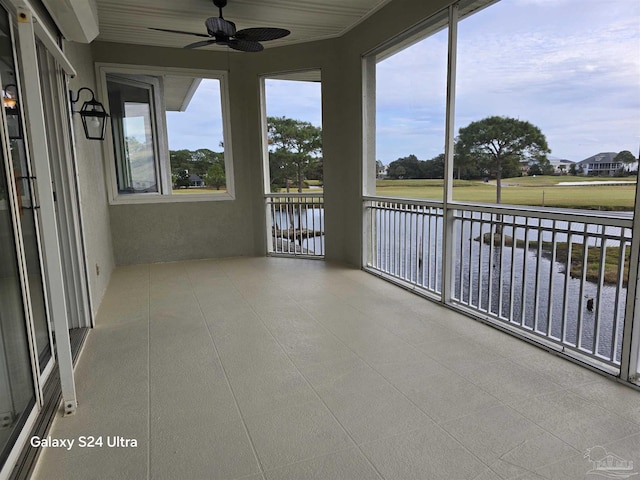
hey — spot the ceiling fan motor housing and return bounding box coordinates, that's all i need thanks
[206,16,236,37]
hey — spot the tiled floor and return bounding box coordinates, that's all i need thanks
[32,257,640,479]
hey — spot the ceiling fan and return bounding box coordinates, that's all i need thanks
[149,0,290,52]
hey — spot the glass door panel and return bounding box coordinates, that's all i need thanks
[0,127,36,467]
[0,9,51,369]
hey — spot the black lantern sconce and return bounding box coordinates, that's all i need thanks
[2,84,22,140]
[70,87,109,141]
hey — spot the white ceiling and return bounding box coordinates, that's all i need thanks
[95,0,394,50]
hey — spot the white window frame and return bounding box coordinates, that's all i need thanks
[95,63,235,204]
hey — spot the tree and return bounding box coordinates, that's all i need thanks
[455,116,550,204]
[614,150,637,171]
[170,148,225,179]
[174,170,190,189]
[267,116,322,192]
[569,163,577,176]
[387,155,420,179]
[528,157,554,176]
[421,154,445,179]
[206,163,226,190]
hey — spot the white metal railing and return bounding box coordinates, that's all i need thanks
[364,196,634,371]
[364,197,444,296]
[265,193,325,258]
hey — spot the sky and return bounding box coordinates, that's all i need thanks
[165,78,224,152]
[165,0,639,164]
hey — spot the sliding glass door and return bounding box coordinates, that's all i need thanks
[0,4,39,465]
[0,11,52,371]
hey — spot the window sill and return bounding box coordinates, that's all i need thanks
[109,191,235,205]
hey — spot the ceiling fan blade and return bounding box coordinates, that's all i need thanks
[149,27,210,38]
[228,39,264,52]
[184,39,218,49]
[234,27,290,42]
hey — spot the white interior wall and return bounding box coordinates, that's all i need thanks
[64,41,115,317]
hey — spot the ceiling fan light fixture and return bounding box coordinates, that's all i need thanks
[150,0,291,52]
[206,17,236,37]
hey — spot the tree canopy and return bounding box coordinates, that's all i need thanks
[267,116,322,192]
[528,157,554,176]
[386,154,444,180]
[455,116,550,203]
[614,150,637,168]
[169,148,225,189]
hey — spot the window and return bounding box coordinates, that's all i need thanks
[98,66,234,203]
[107,76,161,194]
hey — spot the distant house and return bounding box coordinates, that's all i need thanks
[549,158,574,174]
[520,158,574,176]
[577,152,635,176]
[189,174,204,187]
[376,163,388,179]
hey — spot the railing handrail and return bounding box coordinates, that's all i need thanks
[265,192,324,199]
[363,195,443,208]
[364,195,633,228]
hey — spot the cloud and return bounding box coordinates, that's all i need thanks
[264,78,322,127]
[166,79,225,151]
[375,0,640,163]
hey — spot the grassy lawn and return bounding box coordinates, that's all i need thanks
[375,177,637,210]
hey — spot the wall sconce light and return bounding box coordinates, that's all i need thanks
[2,84,22,140]
[70,87,109,141]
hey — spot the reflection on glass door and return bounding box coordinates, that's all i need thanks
[107,76,160,194]
[0,110,36,467]
[0,12,51,369]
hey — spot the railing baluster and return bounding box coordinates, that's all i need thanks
[593,230,608,357]
[477,213,485,312]
[533,219,543,333]
[547,221,557,339]
[498,216,506,319]
[561,225,573,345]
[521,220,530,329]
[508,216,517,324]
[577,223,589,352]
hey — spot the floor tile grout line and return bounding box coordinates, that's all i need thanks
[224,267,387,480]
[183,263,267,478]
[564,381,640,426]
[500,385,640,448]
